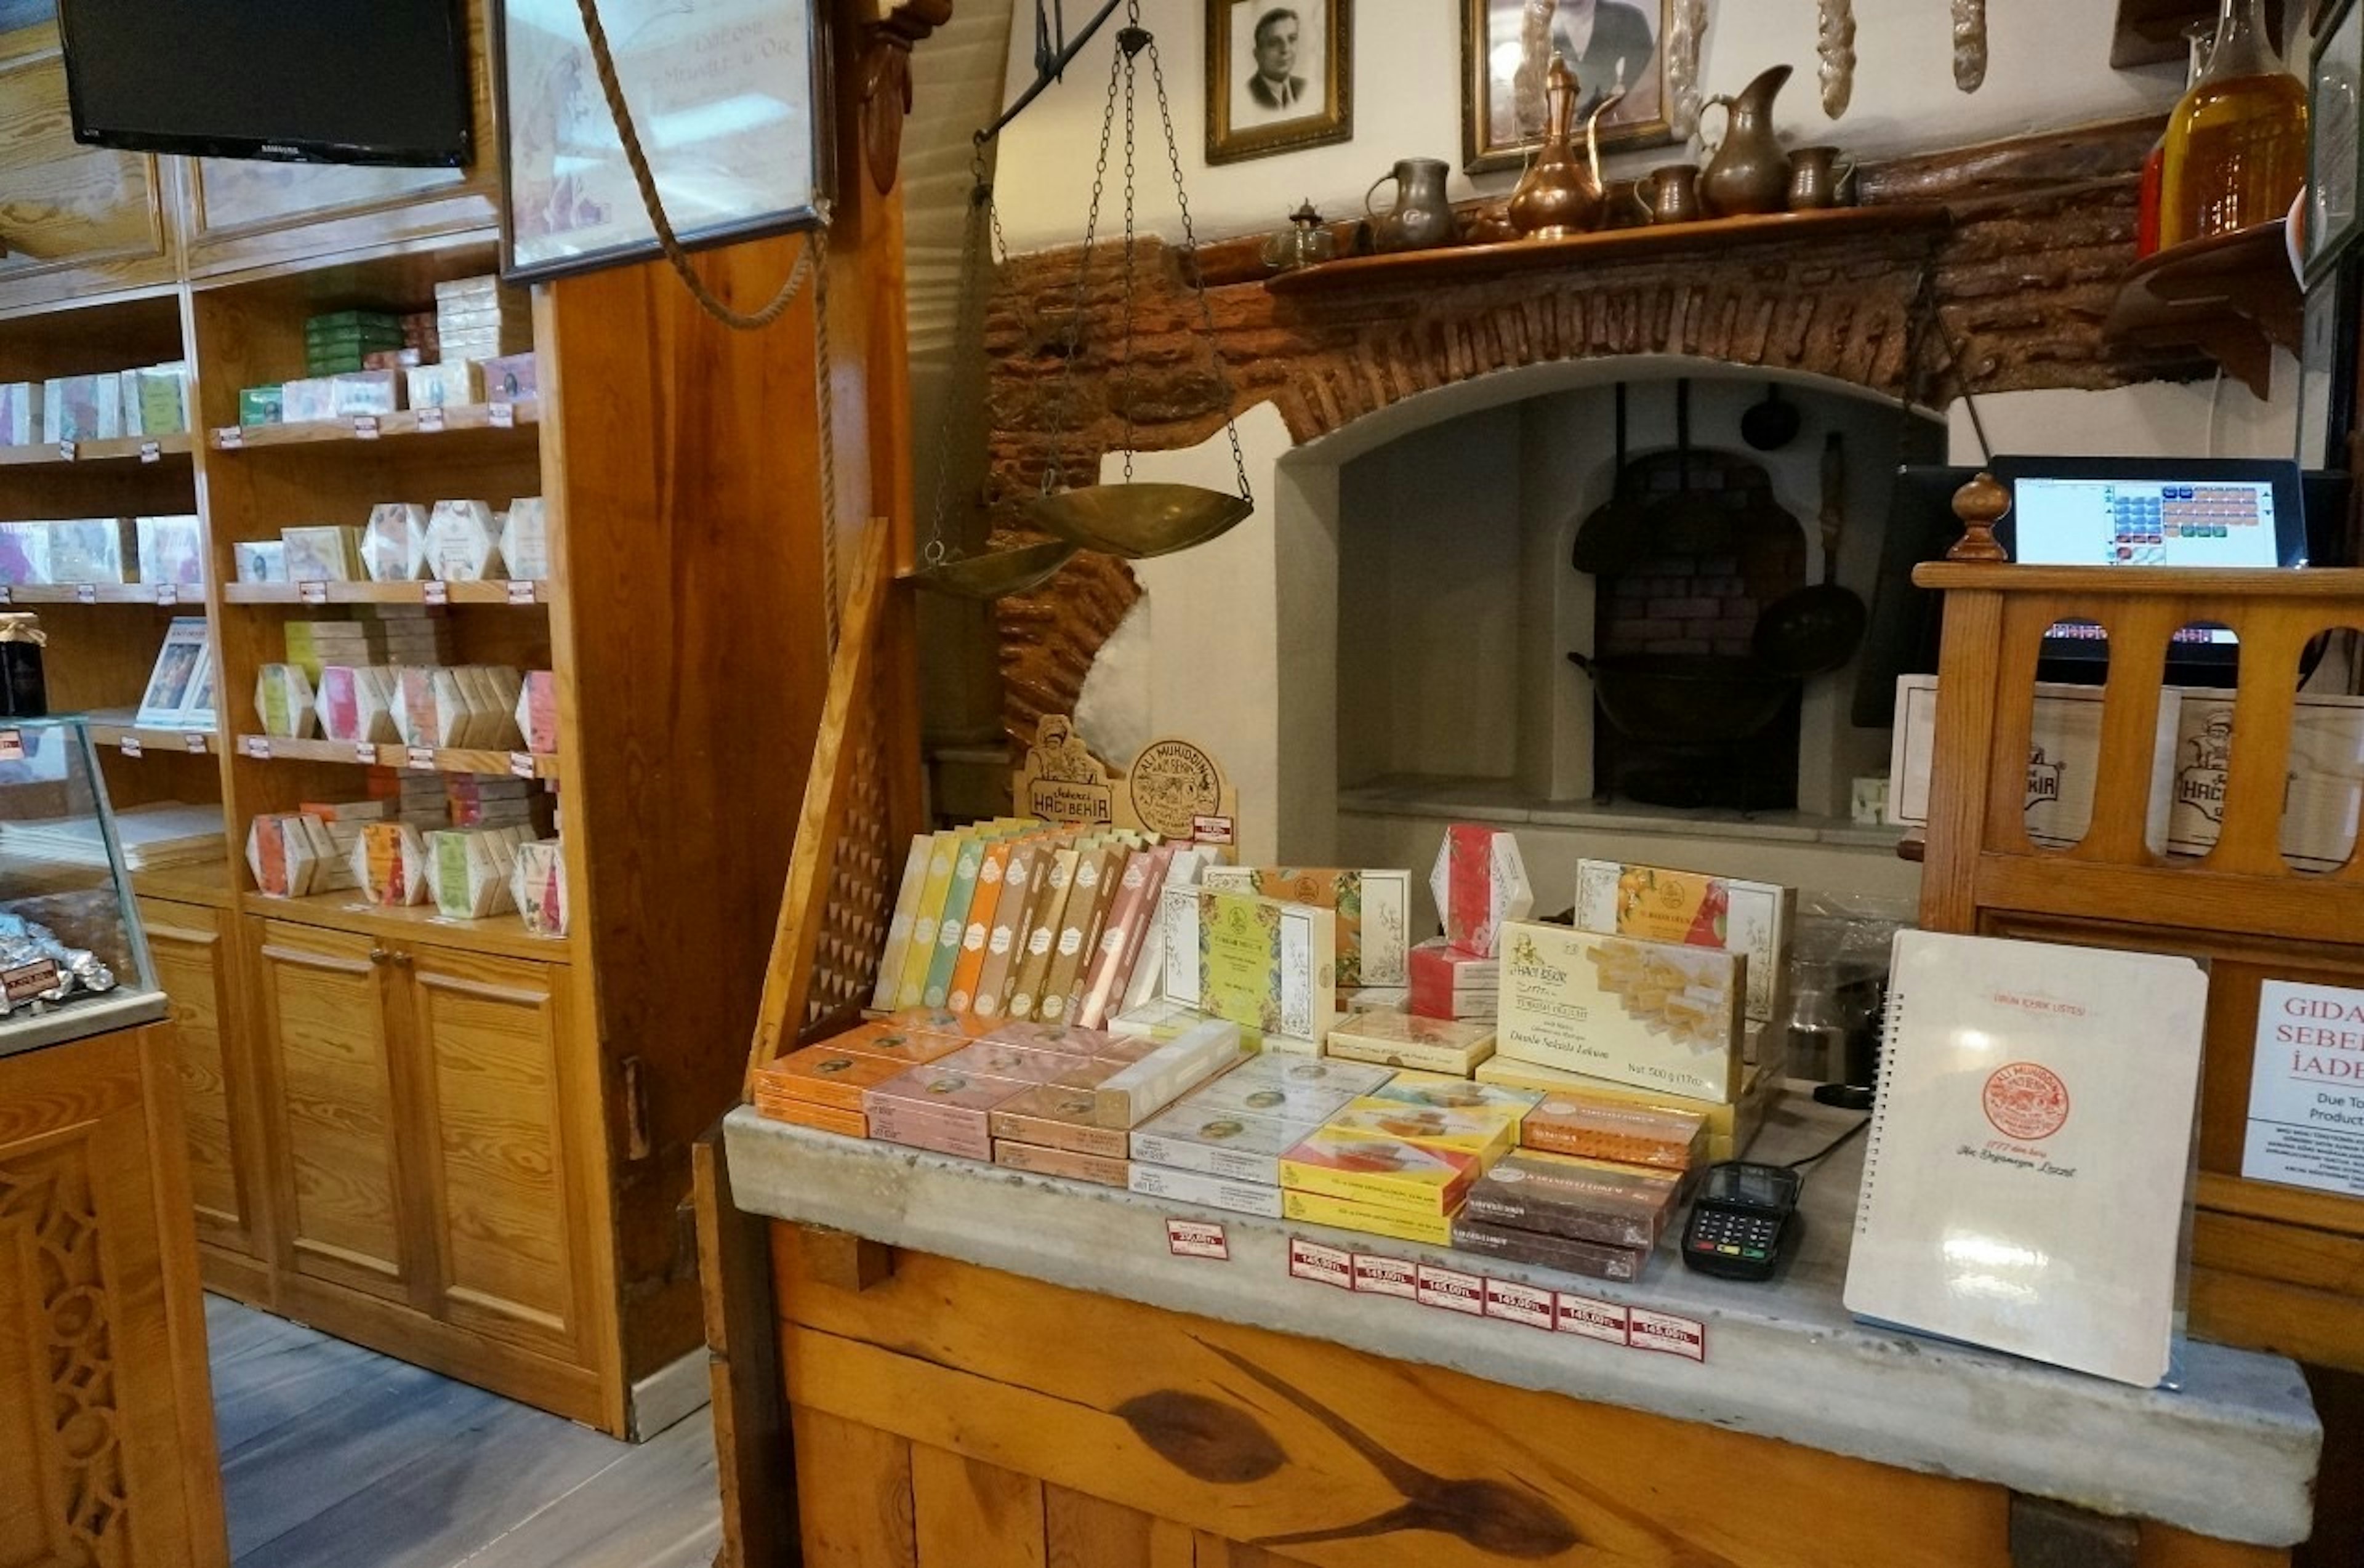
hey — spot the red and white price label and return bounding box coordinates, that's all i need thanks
[1626,1308,1707,1363]
[405,746,435,770]
[215,426,243,450]
[299,581,328,605]
[241,736,271,760]
[1351,1252,1417,1299]
[352,415,380,440]
[0,729,26,762]
[416,406,446,433]
[153,584,178,606]
[1415,1263,1486,1316]
[353,740,379,765]
[182,731,208,754]
[1553,1292,1630,1346]
[420,580,448,607]
[1165,1218,1229,1260]
[2,957,59,1004]
[1287,1237,1353,1290]
[508,751,537,779]
[118,735,143,758]
[139,440,161,464]
[505,579,537,605]
[1192,814,1236,845]
[56,440,76,462]
[488,401,515,429]
[1483,1277,1557,1331]
[74,584,95,604]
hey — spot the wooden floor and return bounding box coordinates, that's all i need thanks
[207,1297,720,1568]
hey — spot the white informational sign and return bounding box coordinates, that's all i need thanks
[2244,980,2364,1198]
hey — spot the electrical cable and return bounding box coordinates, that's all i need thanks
[1784,1116,1872,1175]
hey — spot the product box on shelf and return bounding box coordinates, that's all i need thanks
[279,377,338,424]
[1126,1161,1285,1218]
[1284,1188,1456,1247]
[1075,846,1173,1029]
[352,821,431,907]
[133,363,190,436]
[480,352,539,401]
[238,385,284,427]
[923,832,998,1010]
[329,371,402,417]
[820,1019,968,1066]
[1495,921,1747,1103]
[0,381,42,444]
[428,826,534,919]
[963,839,1042,1023]
[247,813,330,898]
[1431,824,1533,959]
[46,518,134,583]
[406,361,484,411]
[1407,937,1500,1020]
[1089,1017,1244,1128]
[2165,690,2364,871]
[935,1041,1109,1089]
[1189,887,1339,1053]
[315,665,400,743]
[236,541,289,584]
[1037,845,1122,1024]
[978,1018,1127,1058]
[512,838,570,936]
[282,525,363,582]
[761,1042,912,1113]
[1448,1215,1649,1281]
[989,1084,1131,1159]
[1279,1125,1486,1216]
[1572,859,1794,1029]
[500,498,549,582]
[134,617,214,729]
[878,1006,999,1041]
[361,504,431,581]
[0,523,48,587]
[515,672,559,754]
[425,501,503,582]
[1200,866,1412,987]
[1320,1096,1520,1162]
[1129,1103,1324,1186]
[42,374,122,443]
[1364,1069,1543,1125]
[862,1067,1030,1160]
[1324,1009,1497,1075]
[255,664,318,739]
[1460,1148,1683,1248]
[1006,845,1079,1021]
[750,1095,867,1138]
[992,1140,1130,1186]
[137,515,206,587]
[1519,1098,1706,1170]
[1179,1051,1391,1123]
[1888,674,2181,850]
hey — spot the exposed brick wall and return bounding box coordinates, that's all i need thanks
[986,118,2182,747]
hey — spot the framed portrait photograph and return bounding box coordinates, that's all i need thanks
[1205,1,1352,167]
[492,0,830,286]
[2309,0,2363,283]
[1463,0,1672,175]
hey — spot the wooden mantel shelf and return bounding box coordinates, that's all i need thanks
[2101,220,2301,399]
[1914,562,2364,596]
[1262,204,1954,297]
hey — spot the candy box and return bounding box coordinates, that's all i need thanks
[254,662,318,738]
[480,352,539,401]
[42,374,121,442]
[0,523,49,587]
[877,1007,997,1040]
[978,1019,1125,1058]
[315,665,399,743]
[137,515,206,587]
[1125,1163,1284,1218]
[1176,1052,1388,1124]
[1089,1018,1245,1128]
[406,361,484,410]
[750,1098,867,1139]
[1322,1096,1520,1163]
[1496,923,1747,1103]
[0,380,43,444]
[1460,1149,1683,1248]
[279,376,338,424]
[863,1067,1030,1155]
[1449,1216,1649,1281]
[760,1043,912,1113]
[236,540,289,584]
[46,517,134,582]
[1408,937,1501,1020]
[238,385,284,427]
[1284,1188,1455,1247]
[1130,1103,1322,1186]
[281,524,361,582]
[1199,866,1412,987]
[352,820,430,907]
[361,504,432,581]
[500,497,549,581]
[511,838,570,936]
[1364,1069,1542,1125]
[992,1141,1129,1187]
[1324,1010,1497,1075]
[1429,824,1532,959]
[425,499,502,581]
[1476,1055,1776,1164]
[988,1084,1130,1159]
[428,826,531,919]
[1572,859,1794,1029]
[1520,1098,1706,1170]
[934,1042,1109,1088]
[818,1020,966,1067]
[246,813,330,898]
[1279,1125,1483,1216]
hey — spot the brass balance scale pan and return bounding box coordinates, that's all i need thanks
[909,539,1079,600]
[1026,483,1255,560]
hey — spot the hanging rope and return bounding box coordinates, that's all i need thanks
[572,0,823,331]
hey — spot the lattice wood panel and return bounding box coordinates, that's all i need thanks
[806,695,897,1032]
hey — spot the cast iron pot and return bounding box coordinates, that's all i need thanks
[1566,651,1799,746]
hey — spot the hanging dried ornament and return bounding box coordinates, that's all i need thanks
[1668,0,1710,139]
[1817,0,1856,118]
[1953,0,1988,92]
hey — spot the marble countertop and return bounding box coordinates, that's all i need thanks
[725,1087,2321,1546]
[0,986,169,1062]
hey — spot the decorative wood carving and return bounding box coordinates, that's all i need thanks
[858,0,956,195]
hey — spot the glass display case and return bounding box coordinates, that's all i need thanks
[0,717,166,1056]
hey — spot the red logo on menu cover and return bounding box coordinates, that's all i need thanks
[1983,1062,2070,1141]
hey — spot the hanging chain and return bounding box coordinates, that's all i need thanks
[1047,25,1129,495]
[924,153,1007,566]
[813,225,842,653]
[1120,37,1140,480]
[573,0,824,331]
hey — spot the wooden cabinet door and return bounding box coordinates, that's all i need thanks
[0,17,175,312]
[401,944,584,1356]
[0,1026,228,1568]
[139,896,263,1268]
[250,919,412,1303]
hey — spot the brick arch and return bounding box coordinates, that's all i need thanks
[986,120,2179,747]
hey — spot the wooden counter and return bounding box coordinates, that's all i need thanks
[720,1091,2319,1568]
[1,1017,227,1567]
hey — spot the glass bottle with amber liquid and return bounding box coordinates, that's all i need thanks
[2160,0,2309,249]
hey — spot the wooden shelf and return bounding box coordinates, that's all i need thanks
[2,582,203,605]
[132,856,234,911]
[208,400,540,451]
[88,720,215,756]
[0,432,196,467]
[233,733,559,779]
[1262,205,1954,297]
[223,579,548,606]
[2101,220,2302,399]
[242,888,571,964]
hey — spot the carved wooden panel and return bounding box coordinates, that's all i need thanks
[406,947,577,1353]
[252,920,409,1303]
[0,24,174,312]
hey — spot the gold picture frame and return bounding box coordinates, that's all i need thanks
[1462,0,1675,175]
[1205,1,1353,167]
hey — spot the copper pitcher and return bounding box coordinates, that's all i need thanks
[1508,57,1626,240]
[1699,63,1794,217]
[1633,163,1703,225]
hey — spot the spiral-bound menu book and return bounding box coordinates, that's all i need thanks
[1843,930,2207,1388]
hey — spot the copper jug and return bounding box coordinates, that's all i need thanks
[1699,63,1794,217]
[1508,57,1626,240]
[1364,158,1457,253]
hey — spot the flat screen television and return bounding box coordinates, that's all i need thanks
[58,0,470,167]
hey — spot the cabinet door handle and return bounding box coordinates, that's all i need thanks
[368,947,392,965]
[390,951,414,968]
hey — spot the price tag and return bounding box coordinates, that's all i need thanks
[508,750,537,779]
[299,581,328,606]
[352,740,379,765]
[406,746,436,770]
[416,406,446,433]
[1414,1263,1485,1316]
[56,440,75,462]
[0,586,14,605]
[1627,1308,1707,1362]
[0,728,26,762]
[241,736,271,760]
[505,580,537,605]
[74,584,96,604]
[1287,1237,1353,1290]
[118,735,143,759]
[182,731,208,754]
[2,958,60,1004]
[139,440,161,464]
[352,415,380,440]
[153,584,177,606]
[488,401,515,429]
[1165,1219,1229,1260]
[420,580,448,607]
[215,426,243,450]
